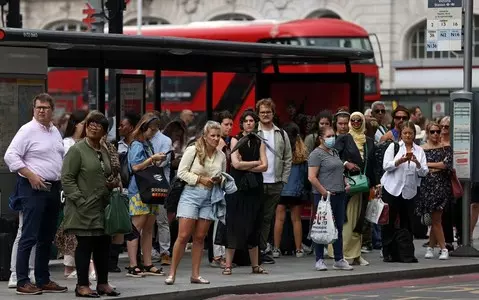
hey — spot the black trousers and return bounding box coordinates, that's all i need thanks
[381,189,414,256]
[75,235,110,286]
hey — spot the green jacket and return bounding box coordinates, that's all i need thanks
[61,139,112,235]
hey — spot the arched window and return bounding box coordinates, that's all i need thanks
[46,20,88,32]
[209,13,254,21]
[124,17,170,26]
[306,10,341,19]
[408,15,479,59]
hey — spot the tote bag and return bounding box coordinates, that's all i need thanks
[135,165,170,204]
[104,190,132,235]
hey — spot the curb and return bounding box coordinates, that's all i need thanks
[117,263,479,300]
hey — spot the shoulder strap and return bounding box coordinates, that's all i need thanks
[394,142,400,156]
[189,151,197,171]
[278,129,286,158]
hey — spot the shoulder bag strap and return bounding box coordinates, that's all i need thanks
[363,141,368,175]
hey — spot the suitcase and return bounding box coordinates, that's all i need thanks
[0,232,14,281]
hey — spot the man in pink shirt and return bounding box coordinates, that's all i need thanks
[4,93,67,295]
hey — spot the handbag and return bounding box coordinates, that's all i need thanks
[104,190,132,235]
[133,142,170,204]
[135,165,170,204]
[451,169,464,199]
[310,192,338,245]
[164,152,197,213]
[346,142,370,195]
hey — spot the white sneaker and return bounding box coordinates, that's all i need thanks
[272,248,281,258]
[295,249,304,258]
[67,270,77,279]
[29,269,35,284]
[333,259,354,270]
[265,243,273,255]
[425,247,434,259]
[379,249,383,258]
[439,248,449,260]
[89,270,97,281]
[8,272,17,288]
[315,259,328,271]
[361,246,371,253]
[151,249,161,260]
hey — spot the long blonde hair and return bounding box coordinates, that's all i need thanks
[195,120,222,166]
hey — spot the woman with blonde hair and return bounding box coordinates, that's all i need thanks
[166,121,226,285]
[417,122,452,260]
[126,113,168,278]
[272,122,308,258]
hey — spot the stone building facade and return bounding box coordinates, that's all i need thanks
[10,0,479,94]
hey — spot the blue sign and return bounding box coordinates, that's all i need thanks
[428,0,462,8]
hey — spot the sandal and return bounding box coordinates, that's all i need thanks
[143,265,165,276]
[190,276,210,284]
[222,267,232,275]
[126,266,145,278]
[252,265,269,274]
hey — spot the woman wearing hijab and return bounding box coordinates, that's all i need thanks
[332,112,377,266]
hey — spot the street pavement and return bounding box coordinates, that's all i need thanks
[2,238,479,299]
[209,273,479,299]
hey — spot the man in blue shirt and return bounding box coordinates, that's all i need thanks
[150,112,174,266]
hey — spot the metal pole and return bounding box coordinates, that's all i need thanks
[450,0,479,257]
[463,0,473,248]
[136,0,143,75]
[464,0,473,92]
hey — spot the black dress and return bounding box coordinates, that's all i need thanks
[417,146,453,216]
[225,134,263,250]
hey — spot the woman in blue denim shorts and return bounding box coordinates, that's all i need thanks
[166,121,226,285]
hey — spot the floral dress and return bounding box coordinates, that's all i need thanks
[416,146,453,216]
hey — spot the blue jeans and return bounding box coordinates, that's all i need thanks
[314,193,346,262]
[14,176,61,287]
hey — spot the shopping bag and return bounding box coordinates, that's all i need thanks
[105,190,132,236]
[365,197,386,224]
[310,192,337,245]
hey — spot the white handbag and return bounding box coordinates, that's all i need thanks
[310,192,338,245]
[365,197,386,225]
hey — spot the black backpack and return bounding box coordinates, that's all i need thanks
[374,141,399,179]
[387,228,418,263]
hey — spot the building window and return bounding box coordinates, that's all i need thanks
[124,17,170,26]
[305,10,341,19]
[408,15,479,59]
[209,13,254,21]
[46,21,88,32]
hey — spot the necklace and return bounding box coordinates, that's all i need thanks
[85,138,101,151]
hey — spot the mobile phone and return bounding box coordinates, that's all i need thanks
[212,176,221,182]
[405,152,413,160]
[39,182,52,192]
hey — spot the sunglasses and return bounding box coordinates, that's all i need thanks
[394,116,408,121]
[441,125,450,129]
[351,119,362,123]
[374,109,386,114]
[430,130,441,135]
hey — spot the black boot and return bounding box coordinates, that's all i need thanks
[108,244,122,273]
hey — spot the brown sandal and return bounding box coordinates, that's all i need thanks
[222,267,232,275]
[252,265,268,274]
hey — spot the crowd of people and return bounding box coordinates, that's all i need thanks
[3,93,468,297]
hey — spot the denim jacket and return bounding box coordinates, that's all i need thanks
[281,162,307,198]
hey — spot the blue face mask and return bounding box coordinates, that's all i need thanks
[324,136,336,148]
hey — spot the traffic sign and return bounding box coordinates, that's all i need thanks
[426,0,462,52]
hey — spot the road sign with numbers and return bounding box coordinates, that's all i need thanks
[426,0,463,52]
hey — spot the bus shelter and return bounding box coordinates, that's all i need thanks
[0,27,373,214]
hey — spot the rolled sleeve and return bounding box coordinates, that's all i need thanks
[4,126,29,172]
[416,148,429,177]
[383,143,398,172]
[177,146,199,185]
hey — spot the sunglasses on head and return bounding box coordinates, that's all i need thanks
[394,116,408,121]
[430,130,441,135]
[375,109,386,114]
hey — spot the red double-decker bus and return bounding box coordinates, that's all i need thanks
[48,18,380,130]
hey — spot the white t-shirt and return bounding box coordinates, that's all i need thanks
[63,137,76,157]
[262,129,276,183]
